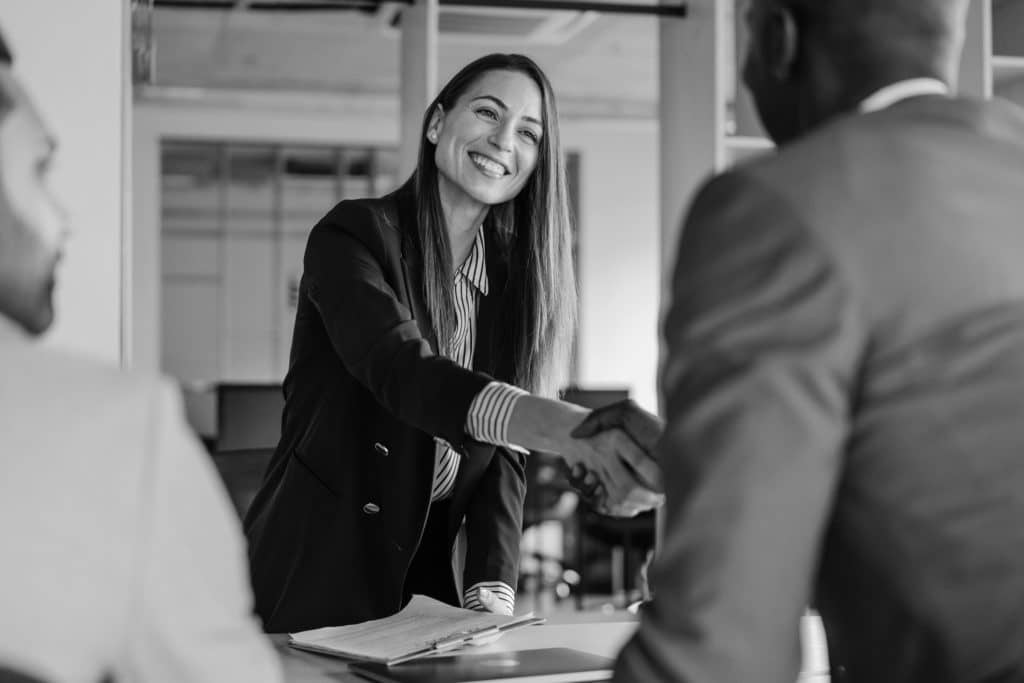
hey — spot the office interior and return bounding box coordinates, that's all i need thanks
[6,0,1024,619]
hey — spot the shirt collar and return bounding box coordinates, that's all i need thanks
[455,228,489,296]
[858,78,950,114]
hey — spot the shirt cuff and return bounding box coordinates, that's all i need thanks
[466,382,529,453]
[464,581,515,616]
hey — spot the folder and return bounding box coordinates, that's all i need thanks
[349,647,615,683]
[288,594,546,665]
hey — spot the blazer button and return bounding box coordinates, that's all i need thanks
[373,442,389,456]
[363,502,381,515]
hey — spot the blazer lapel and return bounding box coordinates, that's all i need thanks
[471,228,510,380]
[446,229,513,536]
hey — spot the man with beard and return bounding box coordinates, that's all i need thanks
[0,27,281,683]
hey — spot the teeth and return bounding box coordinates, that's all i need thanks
[470,153,507,177]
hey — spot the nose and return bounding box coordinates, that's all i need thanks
[488,122,515,152]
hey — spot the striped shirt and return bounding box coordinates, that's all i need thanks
[434,227,527,616]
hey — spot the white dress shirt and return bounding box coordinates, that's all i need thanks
[431,227,528,615]
[859,77,950,113]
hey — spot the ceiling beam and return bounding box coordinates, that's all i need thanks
[154,0,688,16]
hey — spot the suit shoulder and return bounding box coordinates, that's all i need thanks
[18,346,166,397]
[312,194,403,252]
[0,345,180,456]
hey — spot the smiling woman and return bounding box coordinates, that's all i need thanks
[242,52,664,634]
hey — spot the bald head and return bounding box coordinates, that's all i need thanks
[742,0,970,144]
[786,0,969,81]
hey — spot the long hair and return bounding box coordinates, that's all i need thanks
[414,53,576,397]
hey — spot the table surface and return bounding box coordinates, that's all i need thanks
[274,612,830,682]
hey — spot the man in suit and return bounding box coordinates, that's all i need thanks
[0,28,281,682]
[605,0,1024,680]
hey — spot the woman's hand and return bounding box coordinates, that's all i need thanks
[504,394,665,516]
[568,399,666,516]
[562,428,665,517]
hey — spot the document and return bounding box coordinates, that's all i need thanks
[288,594,546,665]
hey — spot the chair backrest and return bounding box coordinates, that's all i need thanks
[560,386,630,411]
[212,448,274,519]
[0,665,49,683]
[216,383,284,452]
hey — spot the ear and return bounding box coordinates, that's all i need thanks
[426,105,445,143]
[762,5,799,81]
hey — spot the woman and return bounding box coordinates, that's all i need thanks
[244,53,658,633]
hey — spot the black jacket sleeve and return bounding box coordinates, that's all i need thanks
[302,202,493,450]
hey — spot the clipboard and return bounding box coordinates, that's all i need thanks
[288,595,546,665]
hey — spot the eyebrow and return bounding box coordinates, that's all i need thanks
[470,95,543,128]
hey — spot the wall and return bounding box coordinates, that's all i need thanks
[133,93,660,411]
[562,122,660,411]
[3,2,127,364]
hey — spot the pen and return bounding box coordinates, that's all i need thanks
[432,626,502,650]
[385,626,502,666]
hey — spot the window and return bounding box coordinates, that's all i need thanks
[160,141,399,386]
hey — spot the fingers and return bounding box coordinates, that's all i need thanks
[621,405,665,452]
[478,587,497,613]
[569,399,665,453]
[618,446,665,493]
[569,399,638,438]
[585,430,657,509]
[566,428,665,516]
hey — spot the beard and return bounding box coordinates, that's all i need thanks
[0,245,59,336]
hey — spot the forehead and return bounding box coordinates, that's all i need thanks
[461,70,544,119]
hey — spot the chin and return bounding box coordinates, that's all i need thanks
[468,179,523,206]
[21,283,57,336]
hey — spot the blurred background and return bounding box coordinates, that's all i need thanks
[5,0,1023,617]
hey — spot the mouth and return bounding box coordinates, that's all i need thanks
[468,152,510,179]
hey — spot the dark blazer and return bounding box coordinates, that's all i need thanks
[243,179,527,633]
[615,95,1024,683]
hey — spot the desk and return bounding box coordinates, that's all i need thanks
[274,613,829,682]
[273,619,635,683]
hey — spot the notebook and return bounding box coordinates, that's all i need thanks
[348,647,614,683]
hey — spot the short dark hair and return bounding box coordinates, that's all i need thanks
[782,0,967,81]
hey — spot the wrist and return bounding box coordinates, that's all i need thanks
[507,395,589,455]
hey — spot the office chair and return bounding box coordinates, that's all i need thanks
[211,383,284,519]
[559,387,656,610]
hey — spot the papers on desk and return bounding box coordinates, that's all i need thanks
[288,594,545,665]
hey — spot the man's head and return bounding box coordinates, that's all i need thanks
[0,28,67,335]
[741,0,971,145]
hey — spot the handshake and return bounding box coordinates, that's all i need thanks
[564,400,666,518]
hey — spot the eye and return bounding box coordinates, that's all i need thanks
[519,129,540,144]
[475,107,499,121]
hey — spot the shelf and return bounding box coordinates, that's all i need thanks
[992,55,1024,86]
[725,135,774,151]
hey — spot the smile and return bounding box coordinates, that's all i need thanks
[469,152,509,178]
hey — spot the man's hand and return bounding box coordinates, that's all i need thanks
[568,400,666,516]
[571,399,664,453]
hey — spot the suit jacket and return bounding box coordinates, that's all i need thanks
[0,318,280,683]
[615,95,1024,683]
[243,179,527,633]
